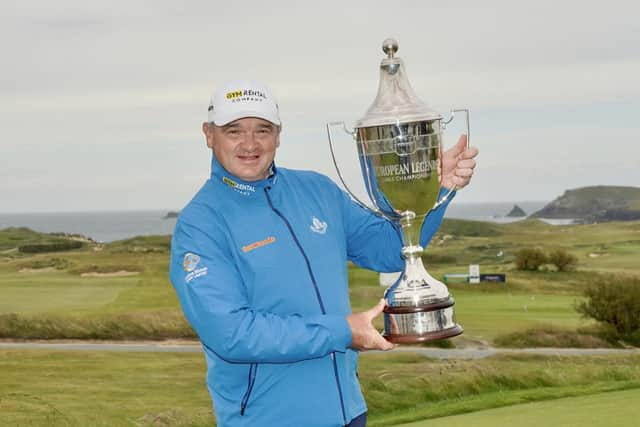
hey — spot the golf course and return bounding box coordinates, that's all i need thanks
[1,218,639,426]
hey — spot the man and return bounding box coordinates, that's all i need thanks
[169,80,478,427]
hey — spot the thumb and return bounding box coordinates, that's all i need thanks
[446,134,467,157]
[366,298,387,320]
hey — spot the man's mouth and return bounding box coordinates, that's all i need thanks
[237,154,260,162]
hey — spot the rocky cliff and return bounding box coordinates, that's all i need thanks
[531,186,640,223]
[506,204,527,217]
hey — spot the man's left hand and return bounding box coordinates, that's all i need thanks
[440,134,479,190]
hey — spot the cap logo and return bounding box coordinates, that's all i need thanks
[225,89,267,103]
[209,80,280,125]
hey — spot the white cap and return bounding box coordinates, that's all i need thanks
[207,79,281,126]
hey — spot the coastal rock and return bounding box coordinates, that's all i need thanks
[506,204,527,217]
[163,211,179,219]
[532,186,640,223]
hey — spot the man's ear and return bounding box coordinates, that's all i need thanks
[203,122,214,149]
[275,124,282,147]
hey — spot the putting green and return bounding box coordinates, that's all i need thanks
[399,388,640,427]
[454,291,587,340]
[0,271,135,314]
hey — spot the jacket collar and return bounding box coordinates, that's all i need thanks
[210,154,278,197]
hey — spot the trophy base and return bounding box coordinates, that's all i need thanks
[382,297,463,344]
[383,324,463,344]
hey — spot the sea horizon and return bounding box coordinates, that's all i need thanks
[0,201,553,243]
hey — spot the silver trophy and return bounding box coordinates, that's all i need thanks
[327,38,470,343]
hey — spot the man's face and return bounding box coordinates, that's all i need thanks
[203,117,280,182]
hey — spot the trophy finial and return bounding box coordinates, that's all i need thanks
[382,38,398,58]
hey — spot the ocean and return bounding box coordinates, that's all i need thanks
[0,201,554,243]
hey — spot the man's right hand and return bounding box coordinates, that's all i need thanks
[346,299,395,351]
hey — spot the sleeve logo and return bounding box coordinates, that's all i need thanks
[183,253,201,272]
[183,252,208,284]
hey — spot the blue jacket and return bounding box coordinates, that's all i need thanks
[169,155,452,427]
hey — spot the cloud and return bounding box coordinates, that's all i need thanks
[0,0,638,211]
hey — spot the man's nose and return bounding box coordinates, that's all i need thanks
[240,132,259,150]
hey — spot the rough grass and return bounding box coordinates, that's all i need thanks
[493,324,617,348]
[17,257,72,271]
[2,350,640,427]
[0,350,213,427]
[105,235,172,253]
[69,263,143,275]
[438,218,502,237]
[0,311,194,340]
[362,352,640,426]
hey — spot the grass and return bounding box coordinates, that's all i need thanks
[0,350,213,427]
[493,324,616,348]
[1,221,639,344]
[397,388,640,427]
[2,350,640,426]
[0,311,194,340]
[361,352,640,426]
[0,227,90,253]
[1,221,640,425]
[0,270,135,314]
[452,290,586,341]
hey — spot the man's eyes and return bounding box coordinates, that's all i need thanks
[225,128,273,136]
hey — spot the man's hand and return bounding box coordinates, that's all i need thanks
[440,134,479,190]
[346,299,395,351]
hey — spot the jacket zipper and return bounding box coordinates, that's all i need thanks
[240,363,258,416]
[264,188,348,426]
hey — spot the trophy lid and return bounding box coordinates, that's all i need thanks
[355,38,442,128]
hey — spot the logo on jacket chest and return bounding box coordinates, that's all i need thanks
[310,216,328,235]
[242,236,277,253]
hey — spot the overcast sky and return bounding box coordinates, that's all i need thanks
[1,0,638,213]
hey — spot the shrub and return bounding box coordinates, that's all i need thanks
[547,248,578,272]
[18,240,83,253]
[18,257,72,270]
[575,275,640,344]
[515,248,547,271]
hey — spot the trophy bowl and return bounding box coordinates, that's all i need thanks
[327,38,470,343]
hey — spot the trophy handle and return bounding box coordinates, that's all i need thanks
[326,121,383,216]
[434,108,471,209]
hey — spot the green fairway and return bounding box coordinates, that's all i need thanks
[399,388,640,427]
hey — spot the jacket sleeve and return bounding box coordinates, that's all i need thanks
[340,187,454,272]
[169,217,352,364]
